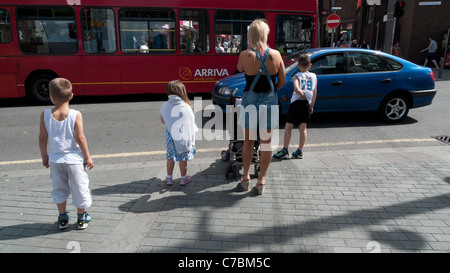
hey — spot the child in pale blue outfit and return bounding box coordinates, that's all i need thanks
[160,80,197,186]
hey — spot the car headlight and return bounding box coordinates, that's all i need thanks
[218,86,232,95]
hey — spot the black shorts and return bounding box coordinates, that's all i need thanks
[427,52,436,61]
[286,100,310,125]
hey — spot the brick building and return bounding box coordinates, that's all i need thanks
[319,0,450,66]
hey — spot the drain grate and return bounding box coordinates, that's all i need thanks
[434,135,450,144]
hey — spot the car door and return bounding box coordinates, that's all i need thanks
[310,52,345,111]
[344,51,396,111]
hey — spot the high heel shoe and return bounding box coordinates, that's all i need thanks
[240,178,251,191]
[255,180,266,195]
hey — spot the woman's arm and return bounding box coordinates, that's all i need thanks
[275,51,286,90]
[237,51,247,72]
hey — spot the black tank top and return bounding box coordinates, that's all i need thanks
[244,74,277,93]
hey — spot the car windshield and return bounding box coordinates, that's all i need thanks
[283,51,314,74]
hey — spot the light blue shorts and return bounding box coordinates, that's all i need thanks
[237,90,279,130]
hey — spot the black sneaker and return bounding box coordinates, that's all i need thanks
[77,212,91,230]
[58,212,70,230]
[273,148,289,159]
[292,149,303,159]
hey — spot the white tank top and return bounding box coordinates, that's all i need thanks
[44,109,84,164]
[291,71,317,104]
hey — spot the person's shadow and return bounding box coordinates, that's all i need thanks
[91,159,254,214]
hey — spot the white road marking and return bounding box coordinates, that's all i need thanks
[0,138,439,166]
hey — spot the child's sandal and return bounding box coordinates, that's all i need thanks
[166,177,174,186]
[180,175,191,186]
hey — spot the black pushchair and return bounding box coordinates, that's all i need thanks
[221,94,260,179]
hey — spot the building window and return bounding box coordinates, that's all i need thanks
[119,9,176,53]
[81,8,116,54]
[365,6,373,25]
[17,7,78,54]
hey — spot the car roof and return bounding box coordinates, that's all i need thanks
[285,47,405,63]
[306,47,384,55]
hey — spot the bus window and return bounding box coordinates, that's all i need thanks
[179,10,210,54]
[119,9,176,54]
[81,8,116,54]
[0,9,12,43]
[276,15,313,54]
[214,11,264,54]
[17,7,78,54]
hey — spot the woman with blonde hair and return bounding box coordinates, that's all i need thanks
[160,80,197,186]
[236,19,286,195]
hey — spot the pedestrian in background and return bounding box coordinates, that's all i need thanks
[392,41,402,57]
[349,39,358,48]
[236,19,286,195]
[360,40,370,49]
[421,36,440,70]
[39,78,94,230]
[160,80,197,186]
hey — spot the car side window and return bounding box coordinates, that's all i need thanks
[381,56,403,70]
[347,52,389,73]
[310,53,344,75]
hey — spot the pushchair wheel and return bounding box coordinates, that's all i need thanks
[221,150,230,161]
[254,164,260,178]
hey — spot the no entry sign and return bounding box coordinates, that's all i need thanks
[326,14,341,29]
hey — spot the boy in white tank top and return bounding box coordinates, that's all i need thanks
[39,78,94,230]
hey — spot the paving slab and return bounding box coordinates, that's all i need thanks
[1,144,450,253]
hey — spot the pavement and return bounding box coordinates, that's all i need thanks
[1,142,450,253]
[436,66,450,81]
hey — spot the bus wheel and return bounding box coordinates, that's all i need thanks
[26,73,55,104]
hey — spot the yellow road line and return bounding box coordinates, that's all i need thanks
[0,138,439,166]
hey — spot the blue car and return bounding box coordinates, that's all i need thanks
[212,48,437,123]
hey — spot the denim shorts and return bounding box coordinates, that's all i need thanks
[237,90,279,130]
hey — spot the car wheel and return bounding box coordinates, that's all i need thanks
[378,94,409,123]
[26,73,55,104]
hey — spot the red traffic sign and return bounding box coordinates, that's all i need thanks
[326,14,341,29]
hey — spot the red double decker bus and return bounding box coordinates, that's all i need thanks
[0,0,318,103]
